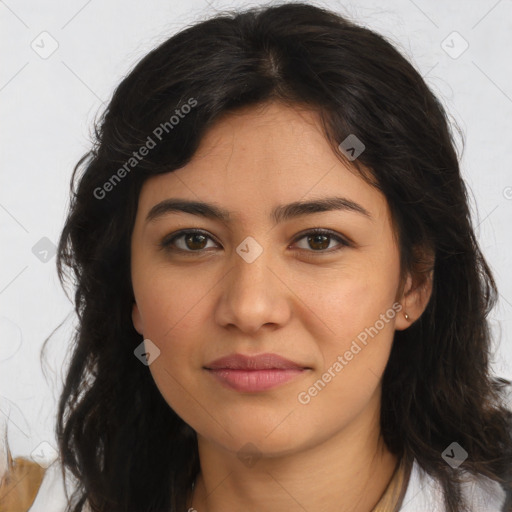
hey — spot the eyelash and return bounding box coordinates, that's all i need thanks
[159,228,351,257]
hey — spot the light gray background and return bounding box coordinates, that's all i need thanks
[1,0,511,464]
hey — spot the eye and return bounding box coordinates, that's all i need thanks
[291,228,350,254]
[160,229,219,253]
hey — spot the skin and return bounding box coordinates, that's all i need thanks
[130,100,433,512]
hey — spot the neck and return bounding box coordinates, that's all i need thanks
[188,391,398,512]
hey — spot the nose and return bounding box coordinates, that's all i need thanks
[214,244,292,334]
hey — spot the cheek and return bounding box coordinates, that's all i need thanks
[296,285,398,435]
[135,263,215,340]
[315,283,398,385]
[303,254,400,397]
[135,275,209,424]
[132,269,213,404]
[306,261,400,347]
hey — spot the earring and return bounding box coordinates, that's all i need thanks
[404,312,410,321]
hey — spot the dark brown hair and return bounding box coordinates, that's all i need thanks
[52,3,512,511]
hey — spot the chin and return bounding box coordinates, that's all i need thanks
[196,415,315,458]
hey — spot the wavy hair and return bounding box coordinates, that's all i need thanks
[52,3,512,511]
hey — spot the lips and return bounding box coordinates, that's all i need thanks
[205,353,307,371]
[204,353,310,392]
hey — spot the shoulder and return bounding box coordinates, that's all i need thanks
[398,459,509,512]
[28,459,92,512]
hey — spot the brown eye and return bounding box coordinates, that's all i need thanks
[183,233,208,250]
[293,229,350,254]
[160,229,219,253]
[307,233,330,250]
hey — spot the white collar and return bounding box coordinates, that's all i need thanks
[399,459,508,511]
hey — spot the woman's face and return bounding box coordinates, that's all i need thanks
[130,101,413,456]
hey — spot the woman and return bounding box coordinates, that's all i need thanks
[29,2,512,511]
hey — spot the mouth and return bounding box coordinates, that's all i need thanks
[204,353,311,392]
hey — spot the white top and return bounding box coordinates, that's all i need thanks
[398,459,508,511]
[29,458,508,511]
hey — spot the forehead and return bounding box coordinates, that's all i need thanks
[136,101,389,227]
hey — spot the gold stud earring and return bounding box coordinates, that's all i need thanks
[404,312,410,321]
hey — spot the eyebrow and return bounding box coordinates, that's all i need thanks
[145,196,372,225]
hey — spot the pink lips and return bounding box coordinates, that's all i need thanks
[204,353,309,392]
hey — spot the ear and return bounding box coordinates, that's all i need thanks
[395,247,434,331]
[132,301,144,335]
